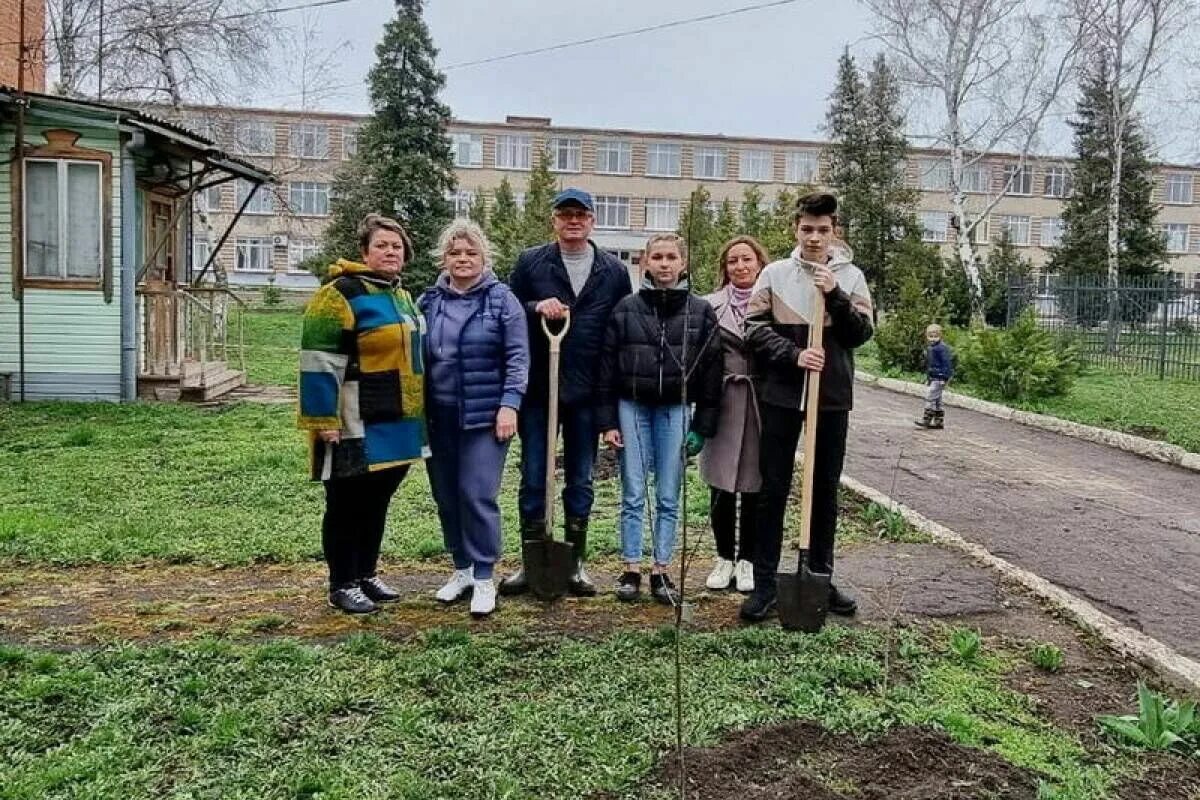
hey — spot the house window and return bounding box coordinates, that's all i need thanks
[919,210,949,242]
[450,132,482,167]
[233,120,275,156]
[594,195,630,229]
[235,237,273,272]
[1165,172,1194,204]
[1040,217,1064,247]
[693,147,727,180]
[495,134,531,170]
[23,159,104,280]
[918,160,950,191]
[195,184,223,213]
[192,238,212,272]
[289,238,319,271]
[595,140,631,175]
[962,164,989,193]
[645,143,681,177]
[993,214,1031,245]
[1164,223,1189,253]
[343,127,359,159]
[288,182,330,216]
[236,179,274,214]
[288,122,329,159]
[644,198,681,231]
[1003,165,1034,196]
[547,137,581,172]
[1043,166,1073,198]
[446,190,474,216]
[739,149,774,182]
[786,151,819,184]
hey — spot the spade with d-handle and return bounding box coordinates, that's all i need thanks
[523,310,576,601]
[777,289,831,633]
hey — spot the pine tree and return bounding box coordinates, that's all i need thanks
[519,148,558,248]
[825,50,917,311]
[468,195,488,228]
[1048,58,1165,284]
[317,0,455,293]
[486,178,522,277]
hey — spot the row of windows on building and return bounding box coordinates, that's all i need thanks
[199,179,333,217]
[450,132,822,183]
[187,117,358,160]
[192,236,321,274]
[919,210,1197,253]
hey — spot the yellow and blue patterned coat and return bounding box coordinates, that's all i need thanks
[297,259,429,480]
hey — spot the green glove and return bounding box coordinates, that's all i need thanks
[686,431,705,457]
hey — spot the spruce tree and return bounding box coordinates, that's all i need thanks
[825,50,917,311]
[1048,59,1165,284]
[739,187,771,244]
[518,149,558,248]
[762,188,798,260]
[318,0,455,293]
[486,178,522,276]
[677,187,717,289]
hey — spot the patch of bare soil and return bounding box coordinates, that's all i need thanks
[653,721,1040,799]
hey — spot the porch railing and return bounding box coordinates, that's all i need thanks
[137,286,248,378]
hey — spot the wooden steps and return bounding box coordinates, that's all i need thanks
[140,360,246,402]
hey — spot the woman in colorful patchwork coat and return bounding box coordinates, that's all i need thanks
[298,214,429,615]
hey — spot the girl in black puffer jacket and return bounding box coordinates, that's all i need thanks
[597,233,723,604]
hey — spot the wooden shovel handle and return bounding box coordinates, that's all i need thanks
[798,291,825,553]
[542,309,570,533]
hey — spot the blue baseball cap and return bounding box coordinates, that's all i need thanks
[552,188,594,212]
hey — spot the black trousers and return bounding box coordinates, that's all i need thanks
[753,404,849,595]
[709,488,759,563]
[322,466,409,589]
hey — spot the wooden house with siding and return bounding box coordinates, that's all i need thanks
[0,89,274,401]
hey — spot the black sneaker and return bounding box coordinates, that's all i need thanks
[739,591,777,623]
[328,585,377,614]
[828,584,858,616]
[359,575,400,603]
[616,571,642,602]
[649,573,678,606]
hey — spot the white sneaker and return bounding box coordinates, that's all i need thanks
[435,569,473,603]
[735,559,755,593]
[705,558,735,590]
[470,579,497,617]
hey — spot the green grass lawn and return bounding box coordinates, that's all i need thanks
[0,624,1140,800]
[239,306,303,387]
[856,340,1200,453]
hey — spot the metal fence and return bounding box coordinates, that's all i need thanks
[1007,275,1200,380]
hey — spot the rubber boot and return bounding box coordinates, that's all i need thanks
[499,518,545,596]
[914,409,934,428]
[564,516,597,597]
[930,410,945,430]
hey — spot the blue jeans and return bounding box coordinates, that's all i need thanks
[517,402,599,522]
[617,399,688,566]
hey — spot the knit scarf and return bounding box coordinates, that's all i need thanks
[729,285,753,322]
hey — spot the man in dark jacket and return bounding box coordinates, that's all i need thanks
[501,188,634,596]
[740,192,874,623]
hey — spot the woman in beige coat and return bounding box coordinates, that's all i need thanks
[699,236,769,592]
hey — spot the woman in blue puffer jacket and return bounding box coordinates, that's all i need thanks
[419,219,529,618]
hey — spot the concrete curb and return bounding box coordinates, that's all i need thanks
[841,474,1200,693]
[855,370,1200,473]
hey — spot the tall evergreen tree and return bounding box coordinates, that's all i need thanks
[677,186,717,289]
[739,187,771,243]
[1048,58,1165,284]
[486,178,522,276]
[518,149,558,247]
[762,188,799,260]
[824,50,917,311]
[318,0,455,293]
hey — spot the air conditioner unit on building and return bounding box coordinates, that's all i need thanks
[272,234,289,247]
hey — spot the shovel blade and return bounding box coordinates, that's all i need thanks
[523,538,573,601]
[777,564,831,633]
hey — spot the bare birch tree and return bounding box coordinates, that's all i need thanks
[45,0,103,96]
[1064,0,1186,347]
[863,0,1083,315]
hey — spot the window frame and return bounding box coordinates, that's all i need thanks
[450,132,483,168]
[919,210,949,242]
[1165,172,1194,205]
[1040,216,1064,247]
[446,189,475,216]
[547,136,581,173]
[993,214,1031,245]
[17,135,113,294]
[234,236,274,273]
[1003,164,1034,196]
[961,164,989,194]
[495,134,532,170]
[645,143,682,177]
[287,181,330,217]
[918,159,950,191]
[288,237,320,272]
[693,146,727,180]
[1043,166,1073,198]
[595,140,631,175]
[233,120,275,156]
[644,198,681,231]
[342,126,360,160]
[1164,223,1190,254]
[288,122,329,159]
[785,150,819,184]
[237,179,275,215]
[594,195,630,229]
[739,148,774,182]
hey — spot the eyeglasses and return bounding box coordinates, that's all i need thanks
[554,209,592,221]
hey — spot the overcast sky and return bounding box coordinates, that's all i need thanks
[245,0,1198,163]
